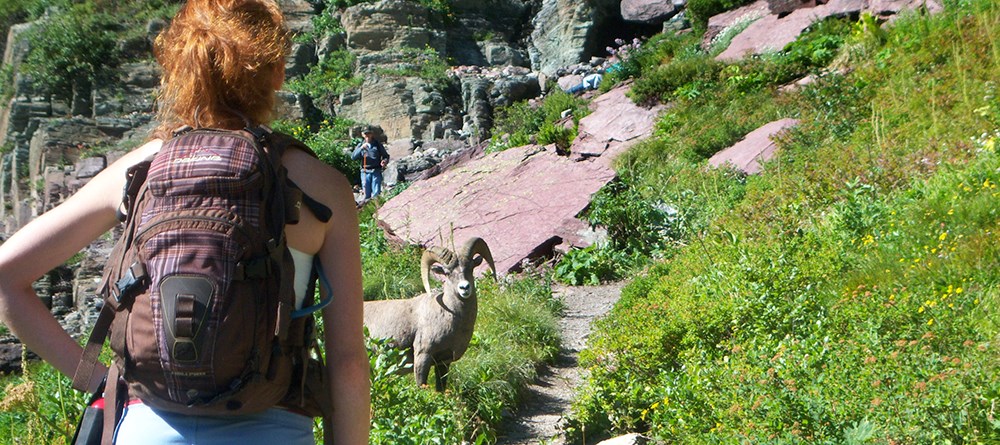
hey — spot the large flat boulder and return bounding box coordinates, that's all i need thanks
[703,0,770,49]
[377,144,616,274]
[708,118,798,174]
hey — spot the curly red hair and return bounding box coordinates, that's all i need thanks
[153,0,289,135]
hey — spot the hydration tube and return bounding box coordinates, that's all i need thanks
[291,257,333,319]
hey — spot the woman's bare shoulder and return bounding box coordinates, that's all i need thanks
[80,139,163,209]
[282,147,353,203]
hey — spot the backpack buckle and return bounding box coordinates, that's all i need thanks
[235,256,271,280]
[113,262,147,304]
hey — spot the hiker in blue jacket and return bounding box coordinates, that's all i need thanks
[565,72,603,95]
[351,126,390,200]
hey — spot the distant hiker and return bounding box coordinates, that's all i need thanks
[0,1,369,445]
[351,126,390,200]
[566,72,603,95]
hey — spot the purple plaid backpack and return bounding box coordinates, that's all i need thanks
[72,127,332,443]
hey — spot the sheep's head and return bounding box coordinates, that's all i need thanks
[421,237,496,300]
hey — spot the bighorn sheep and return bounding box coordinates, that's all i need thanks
[363,237,496,391]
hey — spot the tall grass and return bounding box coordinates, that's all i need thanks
[567,0,1000,442]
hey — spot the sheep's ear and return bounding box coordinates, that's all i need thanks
[430,264,448,275]
[471,255,484,268]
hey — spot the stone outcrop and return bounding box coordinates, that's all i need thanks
[767,0,819,16]
[715,0,943,61]
[708,118,799,174]
[702,0,771,51]
[622,0,684,24]
[530,0,622,75]
[342,0,447,55]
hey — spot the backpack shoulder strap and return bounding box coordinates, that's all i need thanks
[265,130,332,223]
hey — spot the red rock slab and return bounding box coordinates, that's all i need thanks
[708,118,799,174]
[377,144,617,275]
[571,83,666,164]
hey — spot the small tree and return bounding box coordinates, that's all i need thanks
[21,3,120,110]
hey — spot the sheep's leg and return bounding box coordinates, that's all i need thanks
[414,352,433,387]
[434,362,449,392]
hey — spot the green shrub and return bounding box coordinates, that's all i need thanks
[287,50,361,105]
[536,122,575,152]
[686,0,757,35]
[271,117,361,183]
[488,90,589,153]
[21,3,121,103]
[630,53,723,104]
[586,178,685,254]
[553,244,647,286]
[374,46,452,90]
[781,16,854,71]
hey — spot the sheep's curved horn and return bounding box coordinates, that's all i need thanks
[461,237,496,279]
[421,247,456,295]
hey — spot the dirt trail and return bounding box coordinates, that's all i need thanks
[495,282,624,445]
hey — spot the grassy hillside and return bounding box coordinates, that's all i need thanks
[562,0,1000,443]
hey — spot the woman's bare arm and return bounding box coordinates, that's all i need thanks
[0,140,161,393]
[285,149,370,444]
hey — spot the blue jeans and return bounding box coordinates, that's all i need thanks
[114,403,313,444]
[360,168,383,199]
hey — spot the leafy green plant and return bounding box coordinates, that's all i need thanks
[286,49,361,107]
[488,89,590,153]
[536,122,575,153]
[630,52,723,104]
[586,178,686,253]
[553,244,642,285]
[271,117,361,182]
[781,16,853,70]
[367,335,468,445]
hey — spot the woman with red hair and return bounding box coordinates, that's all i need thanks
[0,1,369,443]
